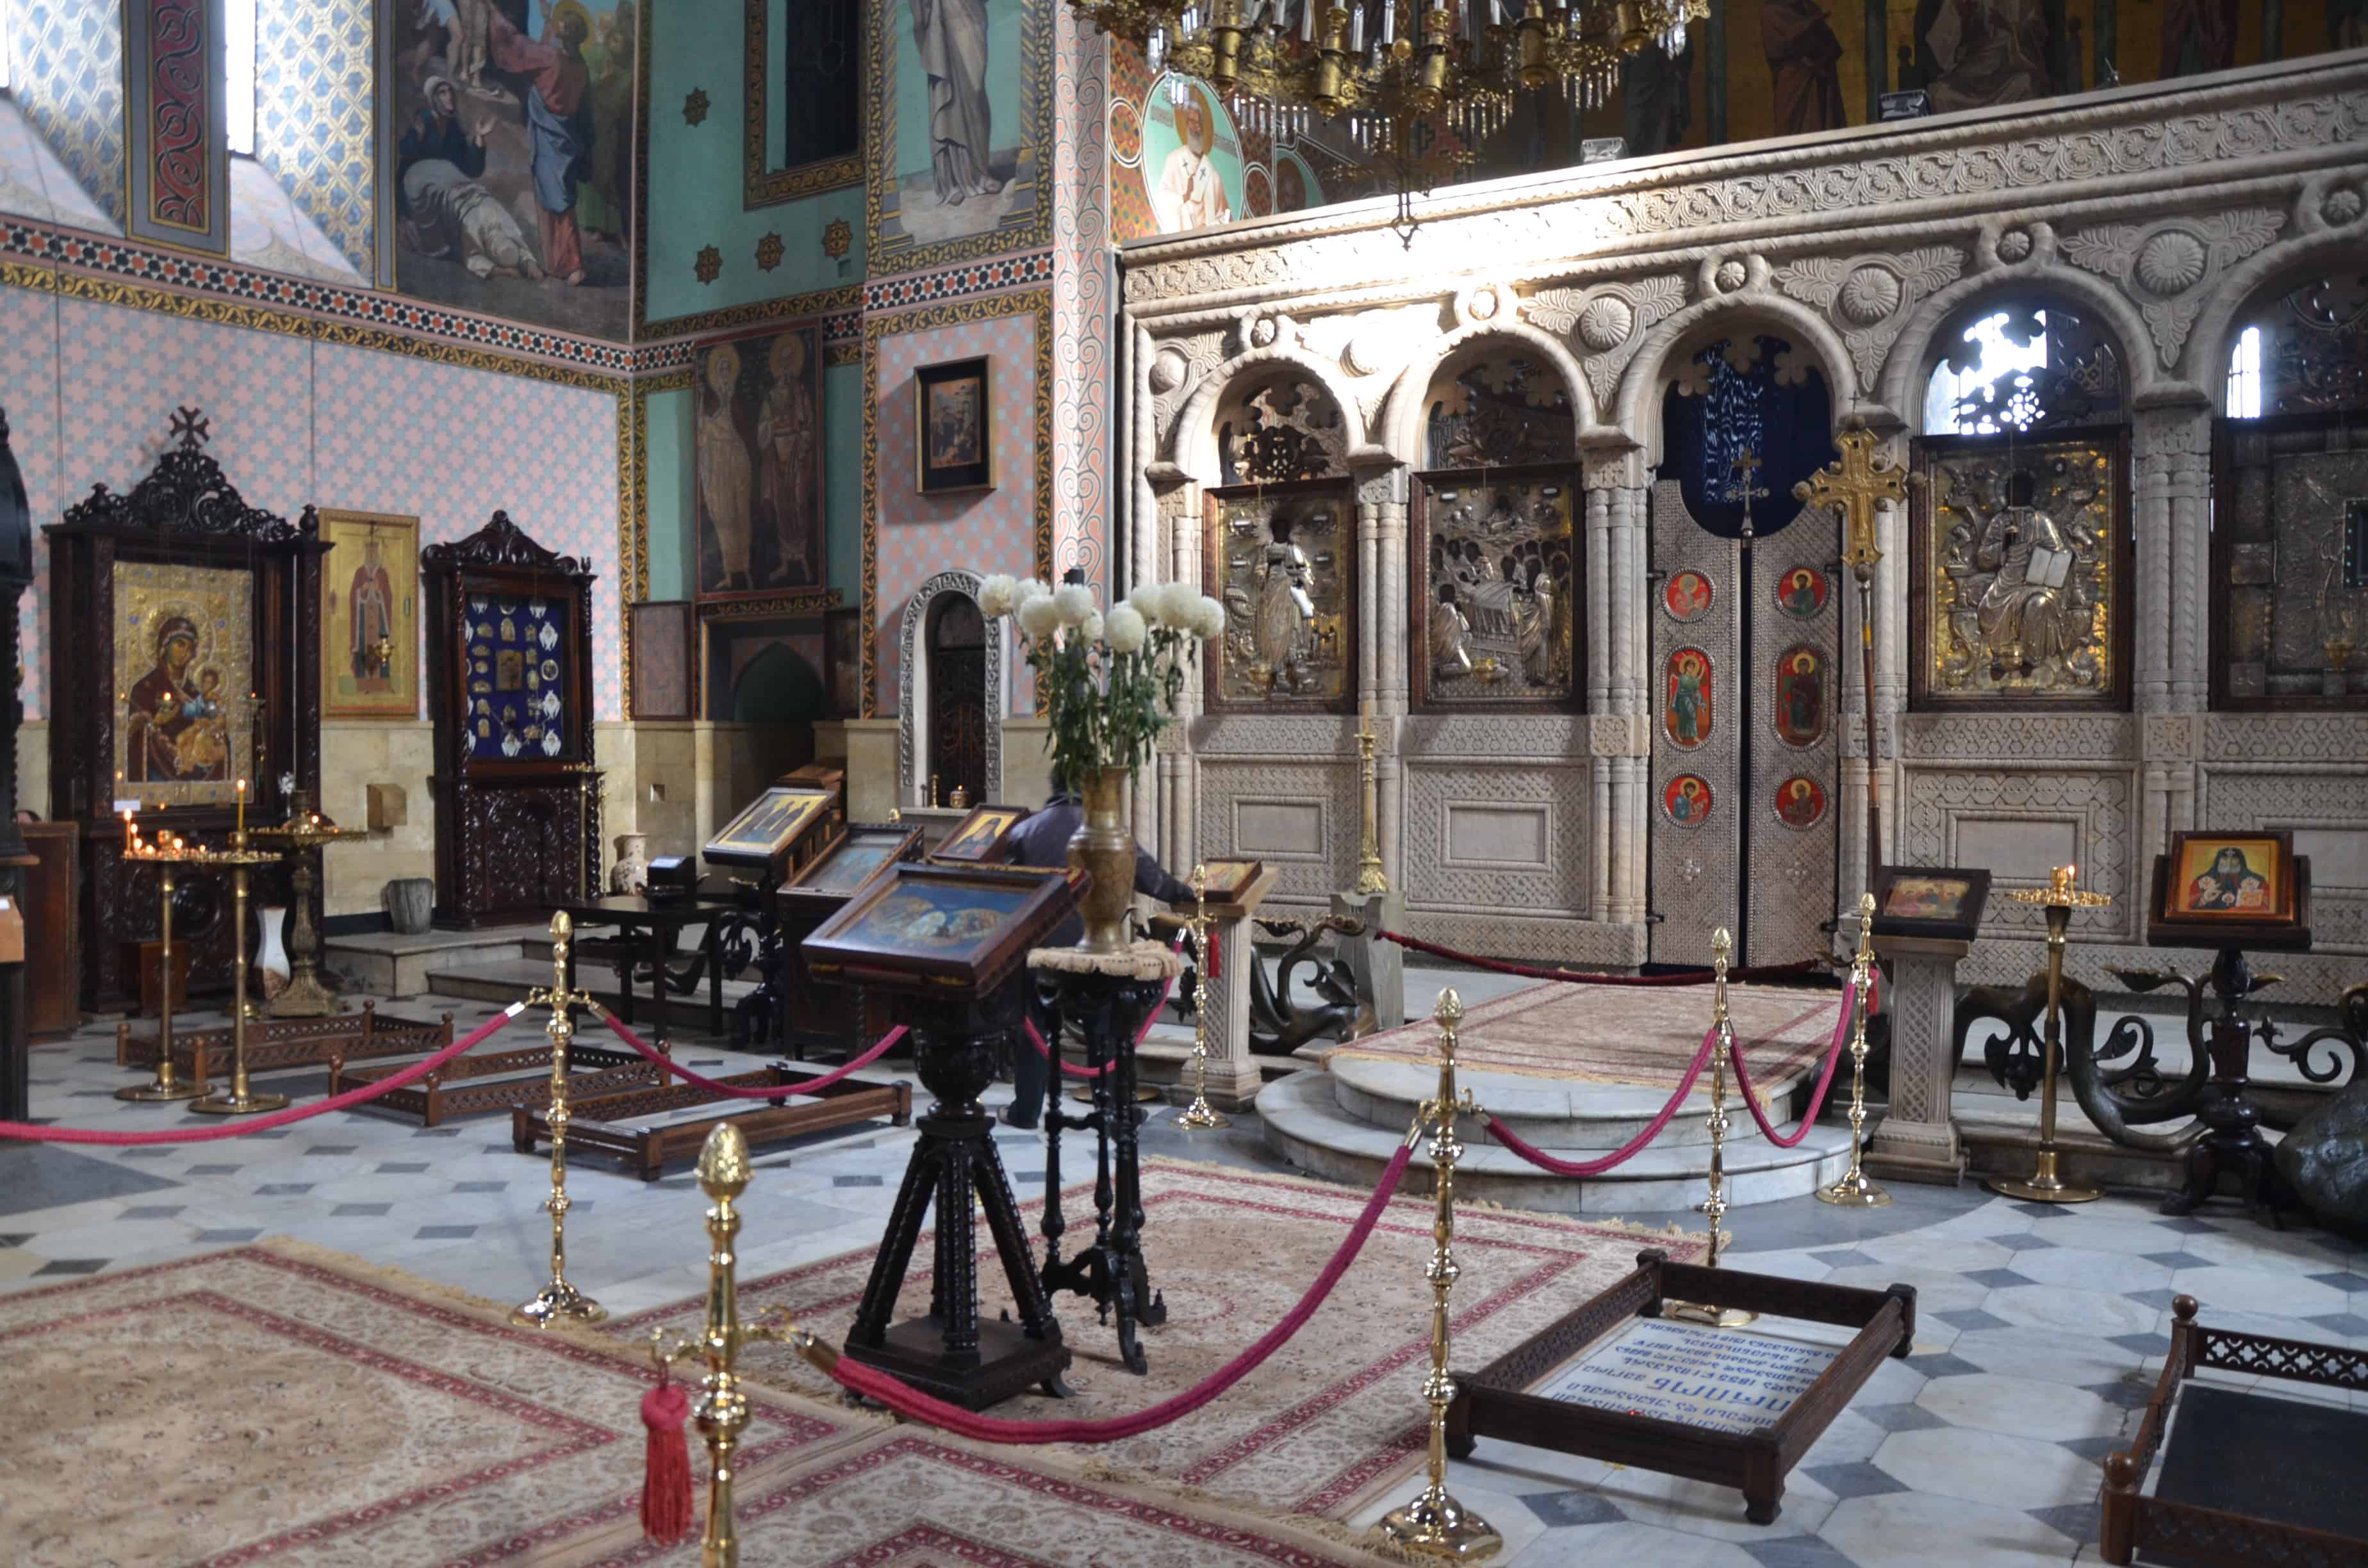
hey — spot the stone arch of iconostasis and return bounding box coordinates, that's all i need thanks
[2204,250,2368,713]
[1644,314,1846,968]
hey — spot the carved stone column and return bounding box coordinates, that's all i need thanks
[1866,936,1969,1185]
[1589,455,1650,933]
[2132,402,2214,715]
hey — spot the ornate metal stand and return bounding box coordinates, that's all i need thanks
[1669,928,1755,1329]
[249,788,367,1018]
[650,1123,763,1568]
[1356,715,1388,897]
[118,850,204,1102]
[1174,865,1229,1131]
[1040,956,1172,1375]
[846,981,1069,1409]
[1817,894,1889,1208]
[513,911,606,1327]
[188,837,290,1116]
[1381,988,1501,1560]
[1987,867,2112,1205]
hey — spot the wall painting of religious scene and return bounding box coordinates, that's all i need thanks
[693,325,825,600]
[866,0,1051,275]
[1417,477,1579,709]
[1206,486,1353,713]
[1139,73,1243,234]
[1664,648,1712,749]
[382,0,636,339]
[1912,430,2128,710]
[1772,644,1825,747]
[462,591,576,760]
[114,561,254,803]
[320,510,420,719]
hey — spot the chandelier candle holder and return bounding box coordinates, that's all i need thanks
[1987,865,2113,1205]
[1815,894,1889,1208]
[1381,988,1501,1561]
[980,572,1222,954]
[1174,863,1231,1131]
[513,911,607,1328]
[1666,927,1754,1329]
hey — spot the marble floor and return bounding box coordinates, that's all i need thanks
[5,977,2363,1568]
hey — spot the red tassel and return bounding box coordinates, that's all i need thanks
[639,1380,694,1544]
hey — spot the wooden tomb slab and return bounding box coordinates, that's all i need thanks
[1447,1249,1915,1526]
[329,1040,658,1127]
[511,1065,913,1181]
[118,1003,454,1086]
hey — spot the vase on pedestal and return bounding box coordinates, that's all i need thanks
[1067,765,1136,955]
[611,833,650,895]
[257,906,292,999]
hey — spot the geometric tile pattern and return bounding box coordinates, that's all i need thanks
[254,0,377,278]
[12,0,126,229]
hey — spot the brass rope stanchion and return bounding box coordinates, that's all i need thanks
[190,831,292,1116]
[1668,927,1754,1328]
[119,847,204,1102]
[514,910,606,1327]
[1174,863,1229,1131]
[652,1122,757,1567]
[1381,988,1501,1561]
[1816,893,1889,1208]
[1987,864,2110,1204]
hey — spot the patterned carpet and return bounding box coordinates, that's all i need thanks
[1325,977,1846,1089]
[616,1157,1707,1523]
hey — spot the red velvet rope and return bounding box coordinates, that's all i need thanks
[1020,972,1177,1080]
[819,1141,1417,1443]
[0,1003,528,1145]
[1378,929,1819,988]
[1730,972,1874,1148]
[1483,1022,1721,1177]
[592,1009,907,1098]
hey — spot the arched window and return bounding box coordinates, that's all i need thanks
[1424,350,1575,471]
[1214,373,1347,486]
[2221,271,2368,418]
[1661,334,1832,537]
[925,592,988,806]
[1923,302,2123,436]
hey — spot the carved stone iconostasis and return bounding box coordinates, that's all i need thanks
[44,411,322,1011]
[423,512,600,927]
[1122,53,2368,1001]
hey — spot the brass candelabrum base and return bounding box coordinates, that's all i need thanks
[1173,1099,1231,1131]
[1987,1148,2102,1205]
[1815,1169,1893,1207]
[119,1075,204,1103]
[1381,1491,1503,1561]
[510,1277,609,1328]
[189,1081,290,1116]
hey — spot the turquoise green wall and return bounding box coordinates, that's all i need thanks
[643,0,866,329]
[891,0,1026,183]
[825,359,863,608]
[643,386,696,600]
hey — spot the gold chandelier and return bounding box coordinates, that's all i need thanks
[1076,1,1709,188]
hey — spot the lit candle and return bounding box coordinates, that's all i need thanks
[122,808,133,853]
[236,778,247,842]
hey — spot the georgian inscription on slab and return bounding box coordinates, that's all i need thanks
[1419,478,1578,708]
[1534,1318,1839,1436]
[1208,487,1353,710]
[1914,432,2125,708]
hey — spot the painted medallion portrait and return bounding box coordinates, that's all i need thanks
[1666,648,1712,749]
[1773,646,1826,747]
[1777,565,1827,618]
[1140,74,1243,234]
[1664,774,1713,827]
[113,562,254,803]
[1774,776,1827,829]
[1663,569,1714,623]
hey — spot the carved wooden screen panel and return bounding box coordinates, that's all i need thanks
[2213,414,2368,710]
[1909,427,2131,712]
[1203,480,1356,714]
[1412,470,1583,712]
[1648,479,1741,966]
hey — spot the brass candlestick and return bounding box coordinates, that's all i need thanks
[1381,988,1501,1561]
[1988,865,2113,1204]
[514,911,606,1327]
[249,790,368,1018]
[189,836,292,1116]
[1174,863,1231,1131]
[1668,927,1754,1328]
[119,849,206,1102]
[1816,893,1889,1207]
[1356,715,1388,896]
[651,1123,759,1568]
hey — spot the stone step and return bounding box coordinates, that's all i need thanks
[1326,1053,1813,1150]
[422,956,760,1039]
[325,924,547,995]
[1258,1070,1854,1214]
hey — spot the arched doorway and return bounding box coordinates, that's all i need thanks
[926,592,989,806]
[1648,332,1839,967]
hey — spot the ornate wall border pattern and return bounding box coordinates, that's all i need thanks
[636,282,866,352]
[859,286,1056,719]
[865,250,1058,311]
[743,0,864,206]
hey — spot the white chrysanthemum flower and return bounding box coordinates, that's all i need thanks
[1016,591,1060,638]
[1127,582,1167,625]
[1053,583,1096,627]
[978,573,1018,617]
[1081,610,1104,643]
[1105,604,1147,653]
[1189,594,1228,639]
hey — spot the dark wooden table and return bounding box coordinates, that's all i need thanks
[556,894,730,1047]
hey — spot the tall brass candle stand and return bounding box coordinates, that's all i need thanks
[190,835,294,1116]
[1987,865,2111,1204]
[249,790,368,1018]
[119,848,206,1101]
[514,911,607,1327]
[1173,864,1230,1131]
[1356,715,1388,896]
[1381,988,1501,1561]
[651,1122,757,1568]
[1815,894,1889,1207]
[1668,928,1755,1328]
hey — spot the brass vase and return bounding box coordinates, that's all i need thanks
[1067,765,1136,954]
